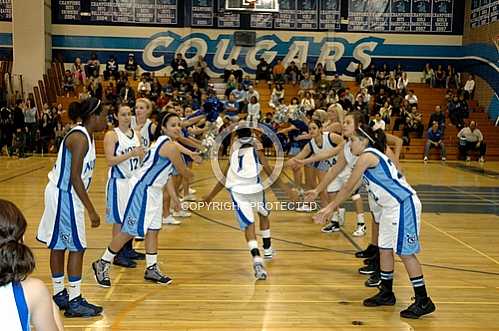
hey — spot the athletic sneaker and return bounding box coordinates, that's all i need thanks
[53,288,69,310]
[163,215,182,225]
[400,297,436,319]
[441,157,446,161]
[355,244,378,259]
[172,210,191,217]
[338,208,346,226]
[253,262,268,280]
[363,288,396,307]
[182,193,197,201]
[144,264,173,285]
[113,253,137,268]
[92,260,111,288]
[423,156,428,162]
[263,247,274,260]
[479,156,485,163]
[352,223,367,237]
[122,247,146,260]
[64,296,103,317]
[365,272,381,287]
[358,256,378,275]
[466,156,471,162]
[321,222,340,233]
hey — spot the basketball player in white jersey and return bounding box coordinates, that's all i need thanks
[203,126,292,280]
[104,104,145,268]
[0,199,63,331]
[314,124,436,319]
[93,113,193,286]
[132,98,156,149]
[37,98,107,317]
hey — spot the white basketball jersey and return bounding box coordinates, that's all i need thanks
[362,147,416,207]
[344,139,358,170]
[48,125,96,192]
[109,128,141,179]
[309,132,337,167]
[226,144,263,194]
[132,135,174,188]
[0,282,30,331]
[138,118,154,148]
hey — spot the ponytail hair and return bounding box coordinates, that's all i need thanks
[67,97,102,122]
[153,112,179,141]
[346,111,366,128]
[0,199,35,286]
[355,124,386,152]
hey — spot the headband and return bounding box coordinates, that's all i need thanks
[358,127,375,145]
[89,99,101,115]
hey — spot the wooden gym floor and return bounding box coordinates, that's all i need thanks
[1,156,498,331]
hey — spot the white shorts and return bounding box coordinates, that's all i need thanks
[327,168,351,193]
[106,177,130,224]
[378,195,422,256]
[368,192,381,224]
[37,183,86,252]
[229,189,269,230]
[121,179,163,237]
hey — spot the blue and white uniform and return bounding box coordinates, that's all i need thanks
[37,126,96,251]
[326,140,354,193]
[106,128,141,224]
[308,132,336,172]
[361,147,421,255]
[131,118,154,149]
[0,282,30,331]
[225,141,269,230]
[121,135,175,237]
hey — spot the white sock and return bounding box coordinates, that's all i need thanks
[68,278,81,301]
[101,247,116,263]
[248,240,258,251]
[253,256,263,264]
[356,213,365,224]
[332,211,339,223]
[146,253,157,268]
[261,229,271,238]
[52,275,65,295]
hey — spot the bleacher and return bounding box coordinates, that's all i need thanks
[54,73,498,160]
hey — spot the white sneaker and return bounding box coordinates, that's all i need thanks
[172,210,191,217]
[163,215,182,225]
[338,208,346,226]
[182,194,197,201]
[189,188,197,194]
[352,223,367,237]
[466,156,471,162]
[479,156,485,163]
[423,156,428,162]
[263,247,275,260]
[441,157,446,161]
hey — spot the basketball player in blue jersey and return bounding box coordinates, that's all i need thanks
[203,126,293,280]
[0,199,64,331]
[93,113,193,286]
[37,97,107,317]
[314,124,436,319]
[104,104,145,268]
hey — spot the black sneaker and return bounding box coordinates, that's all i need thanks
[400,297,436,319]
[355,244,378,259]
[365,272,381,287]
[123,248,146,260]
[144,264,173,285]
[64,296,103,317]
[358,259,378,275]
[92,260,111,288]
[321,222,340,233]
[53,288,69,310]
[113,253,137,268]
[363,289,396,307]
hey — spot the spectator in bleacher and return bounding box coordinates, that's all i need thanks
[446,65,459,89]
[223,93,240,122]
[386,74,397,95]
[71,57,85,86]
[247,95,261,124]
[370,112,386,131]
[375,64,389,92]
[38,103,54,154]
[463,74,475,100]
[192,66,209,90]
[374,88,388,115]
[241,75,252,90]
[63,70,75,97]
[355,63,364,84]
[224,74,237,97]
[330,74,345,94]
[397,72,409,94]
[88,78,103,100]
[224,59,243,83]
[405,89,418,106]
[272,59,285,84]
[394,64,403,79]
[434,65,446,88]
[230,84,246,111]
[23,98,38,154]
[246,85,260,103]
[299,63,310,81]
[360,75,374,94]
[85,52,100,79]
[427,105,446,132]
[448,95,465,129]
[119,80,136,106]
[125,53,138,80]
[300,91,315,115]
[12,99,26,157]
[54,115,67,150]
[424,121,446,161]
[458,120,486,162]
[391,91,403,116]
[285,61,300,85]
[269,83,284,109]
[79,85,91,100]
[104,55,119,81]
[138,76,152,96]
[422,63,435,88]
[104,83,118,105]
[171,53,188,76]
[194,55,208,71]
[379,101,392,127]
[403,105,424,143]
[0,106,13,156]
[149,77,163,102]
[256,58,271,84]
[313,62,325,84]
[299,73,314,93]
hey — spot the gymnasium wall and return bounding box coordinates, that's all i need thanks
[463,0,499,122]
